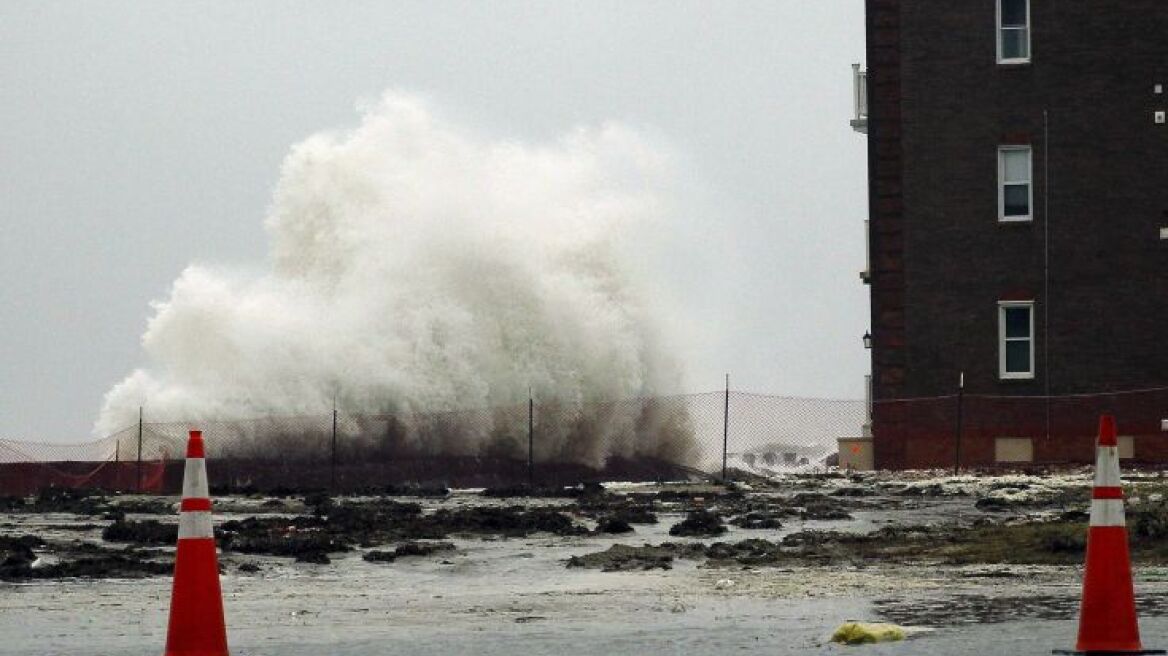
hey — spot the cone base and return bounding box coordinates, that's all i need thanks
[1053,650,1165,655]
[1055,644,1163,648]
[164,538,229,656]
[1076,525,1143,653]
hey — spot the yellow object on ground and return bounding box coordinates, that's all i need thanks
[830,622,907,645]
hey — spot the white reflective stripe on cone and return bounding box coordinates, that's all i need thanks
[178,511,214,539]
[1089,499,1126,527]
[1093,447,1121,487]
[182,459,209,499]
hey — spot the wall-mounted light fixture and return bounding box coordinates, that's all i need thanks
[862,331,872,349]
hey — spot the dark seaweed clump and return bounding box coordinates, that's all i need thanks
[668,511,726,538]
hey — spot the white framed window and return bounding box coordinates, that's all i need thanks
[998,146,1032,222]
[999,301,1035,379]
[997,0,1030,63]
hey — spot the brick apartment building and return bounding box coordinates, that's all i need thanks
[855,0,1168,469]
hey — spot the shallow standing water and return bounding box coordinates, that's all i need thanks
[4,481,1168,655]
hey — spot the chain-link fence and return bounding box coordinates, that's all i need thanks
[6,384,1162,494]
[0,390,866,495]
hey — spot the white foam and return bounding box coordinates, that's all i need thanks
[95,92,686,465]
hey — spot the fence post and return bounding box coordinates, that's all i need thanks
[136,406,143,493]
[722,374,730,483]
[331,402,338,492]
[528,390,534,489]
[954,372,964,475]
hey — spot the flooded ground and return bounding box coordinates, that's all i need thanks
[4,471,1168,654]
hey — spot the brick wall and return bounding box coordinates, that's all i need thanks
[866,0,908,468]
[867,0,1168,469]
[875,387,1168,469]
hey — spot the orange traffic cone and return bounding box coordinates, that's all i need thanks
[1055,415,1163,655]
[163,430,229,656]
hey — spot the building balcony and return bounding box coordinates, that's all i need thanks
[850,63,868,134]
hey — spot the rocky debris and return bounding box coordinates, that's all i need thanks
[322,498,424,528]
[830,486,877,497]
[209,483,263,497]
[382,484,450,497]
[0,496,26,511]
[649,489,745,504]
[1,535,43,579]
[566,544,683,572]
[973,483,1034,511]
[25,487,109,515]
[39,552,173,579]
[102,519,178,545]
[2,489,175,517]
[1040,531,1086,554]
[207,500,586,559]
[729,512,783,530]
[482,483,605,499]
[326,485,450,498]
[773,521,1100,567]
[433,506,587,537]
[594,517,634,534]
[975,484,1090,512]
[1129,502,1168,540]
[295,551,331,564]
[800,504,853,521]
[393,540,456,558]
[895,483,948,497]
[661,492,860,527]
[238,562,261,573]
[302,492,333,512]
[777,526,940,565]
[219,517,350,560]
[613,506,659,524]
[723,469,784,489]
[1,537,171,580]
[21,472,1168,579]
[705,539,788,566]
[567,539,786,571]
[973,497,1013,511]
[362,549,398,563]
[668,511,726,538]
[574,495,659,525]
[363,541,456,563]
[109,498,174,515]
[789,493,854,520]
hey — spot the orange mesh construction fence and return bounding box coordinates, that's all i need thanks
[0,435,168,496]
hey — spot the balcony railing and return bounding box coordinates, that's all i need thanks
[850,63,868,134]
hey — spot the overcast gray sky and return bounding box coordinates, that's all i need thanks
[1,2,867,442]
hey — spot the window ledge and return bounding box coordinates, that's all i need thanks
[998,217,1034,224]
[997,59,1032,67]
[998,374,1036,381]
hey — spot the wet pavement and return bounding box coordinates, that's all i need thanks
[4,475,1168,654]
